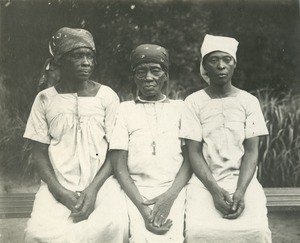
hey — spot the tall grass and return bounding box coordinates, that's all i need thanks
[255,88,300,187]
[0,78,37,192]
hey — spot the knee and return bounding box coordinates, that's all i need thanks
[24,227,39,243]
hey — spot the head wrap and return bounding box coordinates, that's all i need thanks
[130,44,169,72]
[200,34,239,83]
[49,27,96,61]
[38,27,96,91]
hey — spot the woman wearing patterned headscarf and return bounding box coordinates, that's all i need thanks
[180,34,271,242]
[110,44,192,242]
[23,27,128,243]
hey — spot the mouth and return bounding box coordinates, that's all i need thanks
[78,70,91,76]
[218,73,227,78]
[144,85,156,90]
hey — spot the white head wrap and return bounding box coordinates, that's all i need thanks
[200,34,239,83]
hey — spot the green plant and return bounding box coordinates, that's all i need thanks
[255,88,300,187]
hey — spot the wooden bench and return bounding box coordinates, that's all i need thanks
[263,187,300,212]
[0,193,35,218]
[1,188,300,218]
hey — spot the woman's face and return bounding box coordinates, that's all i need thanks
[133,62,168,100]
[203,51,236,85]
[59,47,95,82]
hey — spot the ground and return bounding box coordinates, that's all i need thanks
[0,211,300,243]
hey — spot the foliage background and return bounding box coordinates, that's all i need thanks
[0,0,299,191]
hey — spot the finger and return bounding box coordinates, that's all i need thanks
[73,214,87,223]
[151,205,161,225]
[75,194,86,210]
[153,213,161,227]
[70,211,83,218]
[142,198,157,206]
[221,201,232,213]
[231,198,240,212]
[224,206,243,219]
[162,219,173,229]
[151,226,169,235]
[223,192,233,206]
[157,214,166,227]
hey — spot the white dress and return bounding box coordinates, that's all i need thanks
[180,89,272,243]
[110,99,186,243]
[23,85,128,243]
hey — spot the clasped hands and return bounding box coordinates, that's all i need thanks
[141,192,176,235]
[54,186,97,223]
[212,187,245,219]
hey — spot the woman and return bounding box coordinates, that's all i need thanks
[180,34,272,242]
[23,27,127,243]
[110,44,192,243]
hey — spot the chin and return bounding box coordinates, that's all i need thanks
[75,77,90,83]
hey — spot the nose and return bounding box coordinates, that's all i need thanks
[217,60,225,69]
[145,70,155,81]
[82,56,91,66]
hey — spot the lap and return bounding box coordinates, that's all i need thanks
[185,176,271,242]
[25,176,128,243]
[127,186,186,243]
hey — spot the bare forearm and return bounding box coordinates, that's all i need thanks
[236,138,259,194]
[188,147,220,194]
[87,151,113,192]
[166,146,192,197]
[32,141,65,197]
[111,150,148,217]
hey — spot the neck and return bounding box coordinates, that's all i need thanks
[59,79,90,93]
[139,93,165,102]
[208,81,234,97]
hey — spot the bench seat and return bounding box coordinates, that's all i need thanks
[1,188,300,218]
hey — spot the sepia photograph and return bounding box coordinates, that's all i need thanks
[0,0,299,242]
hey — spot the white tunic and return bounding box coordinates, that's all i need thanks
[180,89,272,243]
[23,85,128,243]
[110,99,186,243]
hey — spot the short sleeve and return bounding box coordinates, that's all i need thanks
[179,96,203,142]
[23,93,51,144]
[109,104,129,151]
[103,88,120,142]
[245,96,269,139]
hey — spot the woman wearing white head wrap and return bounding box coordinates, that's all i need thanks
[180,34,271,242]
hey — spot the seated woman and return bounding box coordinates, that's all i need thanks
[180,34,272,243]
[23,27,128,243]
[110,44,192,243]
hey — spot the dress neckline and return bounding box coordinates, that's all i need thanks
[52,81,102,97]
[202,88,242,100]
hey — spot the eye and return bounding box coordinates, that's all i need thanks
[150,68,163,76]
[209,58,218,64]
[135,69,147,78]
[71,53,83,59]
[223,56,233,63]
[86,54,95,61]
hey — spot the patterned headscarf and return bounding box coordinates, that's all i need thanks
[49,27,96,61]
[38,27,96,91]
[200,34,239,84]
[130,44,169,72]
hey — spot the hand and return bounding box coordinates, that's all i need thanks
[212,187,233,215]
[70,186,98,223]
[141,206,173,235]
[53,187,80,213]
[143,192,176,227]
[223,190,245,219]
